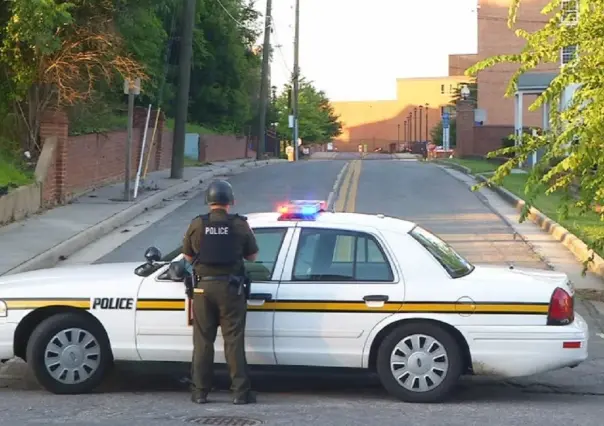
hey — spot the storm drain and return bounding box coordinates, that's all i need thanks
[185,416,264,426]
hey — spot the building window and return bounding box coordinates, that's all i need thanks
[441,106,444,115]
[449,84,453,94]
[561,45,577,65]
[561,0,578,25]
[440,84,445,94]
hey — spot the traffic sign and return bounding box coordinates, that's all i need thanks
[442,112,450,129]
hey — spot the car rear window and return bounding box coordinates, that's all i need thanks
[410,226,474,279]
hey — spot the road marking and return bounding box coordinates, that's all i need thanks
[333,161,355,212]
[597,333,604,339]
[345,160,362,212]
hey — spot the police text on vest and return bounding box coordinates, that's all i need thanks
[205,226,229,235]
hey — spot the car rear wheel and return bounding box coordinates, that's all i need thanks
[376,322,463,403]
[26,312,112,394]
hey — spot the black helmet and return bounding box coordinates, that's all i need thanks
[205,180,235,205]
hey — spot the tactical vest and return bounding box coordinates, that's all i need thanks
[193,213,240,266]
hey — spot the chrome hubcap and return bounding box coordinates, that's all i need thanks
[44,328,101,384]
[390,334,449,392]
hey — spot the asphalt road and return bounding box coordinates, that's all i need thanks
[2,157,604,426]
[96,160,346,263]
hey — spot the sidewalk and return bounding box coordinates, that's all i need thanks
[439,165,604,293]
[0,158,285,276]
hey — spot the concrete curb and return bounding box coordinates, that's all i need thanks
[435,160,604,279]
[6,159,287,275]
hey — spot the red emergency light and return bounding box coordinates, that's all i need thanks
[277,200,326,220]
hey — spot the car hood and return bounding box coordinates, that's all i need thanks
[0,263,145,298]
[463,264,573,302]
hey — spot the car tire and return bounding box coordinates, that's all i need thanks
[376,322,463,403]
[26,312,112,394]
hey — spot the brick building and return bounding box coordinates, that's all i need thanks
[471,0,558,127]
[451,0,577,158]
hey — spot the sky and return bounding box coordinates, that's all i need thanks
[250,0,478,102]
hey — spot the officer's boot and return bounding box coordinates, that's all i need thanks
[191,392,209,404]
[233,391,257,405]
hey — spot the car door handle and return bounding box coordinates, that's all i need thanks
[249,293,273,301]
[363,295,389,302]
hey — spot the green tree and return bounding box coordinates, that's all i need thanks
[184,0,262,134]
[0,0,146,153]
[466,0,604,254]
[274,78,343,143]
[430,118,456,147]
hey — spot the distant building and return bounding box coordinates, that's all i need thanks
[331,76,468,152]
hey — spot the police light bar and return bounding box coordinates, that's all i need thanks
[277,200,326,220]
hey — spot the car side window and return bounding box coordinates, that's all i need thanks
[244,228,288,281]
[292,228,394,282]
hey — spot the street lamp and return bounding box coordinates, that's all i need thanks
[397,124,400,144]
[425,103,429,142]
[460,84,471,100]
[413,108,417,142]
[419,105,423,143]
[408,112,412,142]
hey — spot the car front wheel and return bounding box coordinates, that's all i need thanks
[26,312,112,394]
[376,322,463,403]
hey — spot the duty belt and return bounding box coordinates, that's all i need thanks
[197,275,231,281]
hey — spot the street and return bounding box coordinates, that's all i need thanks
[2,157,604,426]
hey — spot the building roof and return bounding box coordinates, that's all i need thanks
[517,72,558,92]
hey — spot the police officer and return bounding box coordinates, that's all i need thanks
[182,180,259,405]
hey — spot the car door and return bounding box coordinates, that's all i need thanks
[135,225,295,365]
[273,223,405,368]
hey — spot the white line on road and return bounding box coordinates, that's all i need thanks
[596,333,604,339]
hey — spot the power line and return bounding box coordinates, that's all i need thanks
[270,23,292,76]
[215,0,245,27]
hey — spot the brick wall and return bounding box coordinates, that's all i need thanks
[455,99,515,157]
[448,54,479,77]
[38,108,252,205]
[477,0,558,126]
[198,134,250,162]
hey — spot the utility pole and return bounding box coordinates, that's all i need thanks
[170,0,196,179]
[257,0,272,160]
[292,0,300,161]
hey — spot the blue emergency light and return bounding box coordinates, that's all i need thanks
[277,200,326,220]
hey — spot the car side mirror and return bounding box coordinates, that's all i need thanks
[166,260,186,281]
[144,246,162,263]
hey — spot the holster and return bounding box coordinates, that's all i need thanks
[184,274,195,299]
[228,275,246,297]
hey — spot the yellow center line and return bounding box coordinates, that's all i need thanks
[334,161,355,212]
[345,160,362,212]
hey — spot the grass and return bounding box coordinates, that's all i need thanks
[69,111,218,137]
[184,157,212,167]
[440,157,604,258]
[500,173,604,259]
[0,156,33,189]
[163,118,216,135]
[440,157,499,174]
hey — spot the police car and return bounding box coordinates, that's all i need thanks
[0,200,589,402]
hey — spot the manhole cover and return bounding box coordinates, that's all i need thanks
[186,416,263,426]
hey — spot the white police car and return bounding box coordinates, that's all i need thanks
[0,200,589,402]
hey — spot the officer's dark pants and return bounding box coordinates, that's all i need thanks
[191,280,251,398]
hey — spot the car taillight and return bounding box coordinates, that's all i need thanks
[547,287,574,326]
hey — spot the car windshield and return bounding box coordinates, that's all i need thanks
[409,226,474,279]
